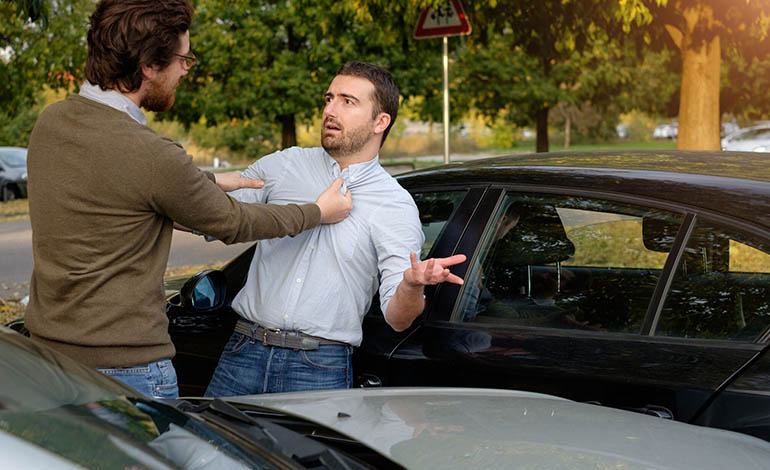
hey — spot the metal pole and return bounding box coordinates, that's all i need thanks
[442,35,450,164]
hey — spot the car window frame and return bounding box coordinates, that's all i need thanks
[426,183,770,345]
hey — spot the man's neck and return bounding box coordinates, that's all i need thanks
[333,151,378,170]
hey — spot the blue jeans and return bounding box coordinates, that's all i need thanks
[97,359,179,399]
[205,331,352,397]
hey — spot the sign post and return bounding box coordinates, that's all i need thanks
[414,0,471,164]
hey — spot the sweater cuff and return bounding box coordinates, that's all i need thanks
[298,203,321,229]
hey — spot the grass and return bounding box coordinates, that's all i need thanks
[0,199,29,222]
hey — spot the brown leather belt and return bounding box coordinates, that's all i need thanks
[234,319,348,350]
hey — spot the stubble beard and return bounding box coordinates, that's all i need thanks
[321,119,374,158]
[141,75,177,112]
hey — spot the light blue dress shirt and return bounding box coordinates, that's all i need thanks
[228,147,424,346]
[78,81,147,125]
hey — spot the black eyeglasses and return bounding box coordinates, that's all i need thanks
[173,51,196,70]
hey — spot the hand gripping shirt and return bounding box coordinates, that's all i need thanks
[228,147,424,346]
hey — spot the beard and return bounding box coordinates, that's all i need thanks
[141,74,177,112]
[321,118,374,158]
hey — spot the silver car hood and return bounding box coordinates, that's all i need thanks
[229,387,770,470]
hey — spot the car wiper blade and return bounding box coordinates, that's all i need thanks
[187,399,365,470]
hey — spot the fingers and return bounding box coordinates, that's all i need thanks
[444,273,464,285]
[410,252,419,270]
[331,177,344,192]
[240,177,265,189]
[437,254,467,268]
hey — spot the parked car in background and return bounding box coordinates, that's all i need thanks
[163,151,770,444]
[0,146,28,202]
[721,122,740,138]
[721,123,770,152]
[652,122,678,139]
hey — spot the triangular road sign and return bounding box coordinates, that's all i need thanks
[414,0,472,39]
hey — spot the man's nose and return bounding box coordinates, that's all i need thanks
[323,99,337,118]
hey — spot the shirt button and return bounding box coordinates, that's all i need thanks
[284,315,289,320]
[296,278,302,283]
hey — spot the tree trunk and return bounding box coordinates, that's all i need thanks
[564,111,571,149]
[536,107,549,153]
[667,3,721,150]
[280,114,296,149]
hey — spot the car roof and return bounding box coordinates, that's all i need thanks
[236,387,770,470]
[397,150,770,229]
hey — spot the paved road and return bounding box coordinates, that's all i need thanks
[0,220,252,300]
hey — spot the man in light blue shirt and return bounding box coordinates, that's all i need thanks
[205,62,466,396]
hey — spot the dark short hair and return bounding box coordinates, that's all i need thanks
[85,0,194,92]
[336,61,400,147]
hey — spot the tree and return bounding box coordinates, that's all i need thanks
[620,0,770,150]
[1,0,91,144]
[447,0,631,152]
[170,0,445,154]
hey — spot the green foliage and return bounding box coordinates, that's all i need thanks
[1,0,92,116]
[0,99,39,145]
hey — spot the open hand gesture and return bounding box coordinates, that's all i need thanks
[404,252,467,287]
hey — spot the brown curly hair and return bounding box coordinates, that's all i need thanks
[85,0,194,92]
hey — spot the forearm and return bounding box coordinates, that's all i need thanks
[384,280,426,332]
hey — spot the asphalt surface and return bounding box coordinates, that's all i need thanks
[0,219,252,300]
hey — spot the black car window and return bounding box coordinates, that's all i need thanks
[654,221,770,342]
[412,191,467,259]
[455,192,682,334]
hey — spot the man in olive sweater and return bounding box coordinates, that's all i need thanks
[25,0,351,399]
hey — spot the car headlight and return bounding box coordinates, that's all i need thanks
[753,146,768,152]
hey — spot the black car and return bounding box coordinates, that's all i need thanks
[167,150,770,441]
[0,147,28,202]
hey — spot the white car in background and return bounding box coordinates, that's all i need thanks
[722,123,770,152]
[653,122,678,140]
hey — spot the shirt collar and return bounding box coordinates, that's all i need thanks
[79,81,147,125]
[327,151,381,187]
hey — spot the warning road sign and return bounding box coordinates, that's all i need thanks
[413,0,472,39]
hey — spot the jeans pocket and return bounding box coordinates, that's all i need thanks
[222,333,249,355]
[300,345,351,371]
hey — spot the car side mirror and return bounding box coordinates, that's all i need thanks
[179,269,227,312]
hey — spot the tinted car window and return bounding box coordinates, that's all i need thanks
[412,191,467,259]
[456,193,682,333]
[655,221,770,341]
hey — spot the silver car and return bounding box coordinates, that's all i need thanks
[235,388,770,470]
[3,324,770,469]
[721,123,770,152]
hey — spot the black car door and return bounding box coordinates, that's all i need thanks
[375,186,770,438]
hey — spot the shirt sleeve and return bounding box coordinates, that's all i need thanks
[147,138,319,244]
[371,195,425,314]
[228,149,288,204]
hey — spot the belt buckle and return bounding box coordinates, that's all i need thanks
[262,328,280,346]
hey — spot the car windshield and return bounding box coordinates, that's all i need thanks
[0,328,281,470]
[0,148,27,168]
[732,128,770,141]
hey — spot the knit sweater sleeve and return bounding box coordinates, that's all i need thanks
[147,136,320,244]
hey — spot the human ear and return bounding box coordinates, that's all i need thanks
[374,112,391,135]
